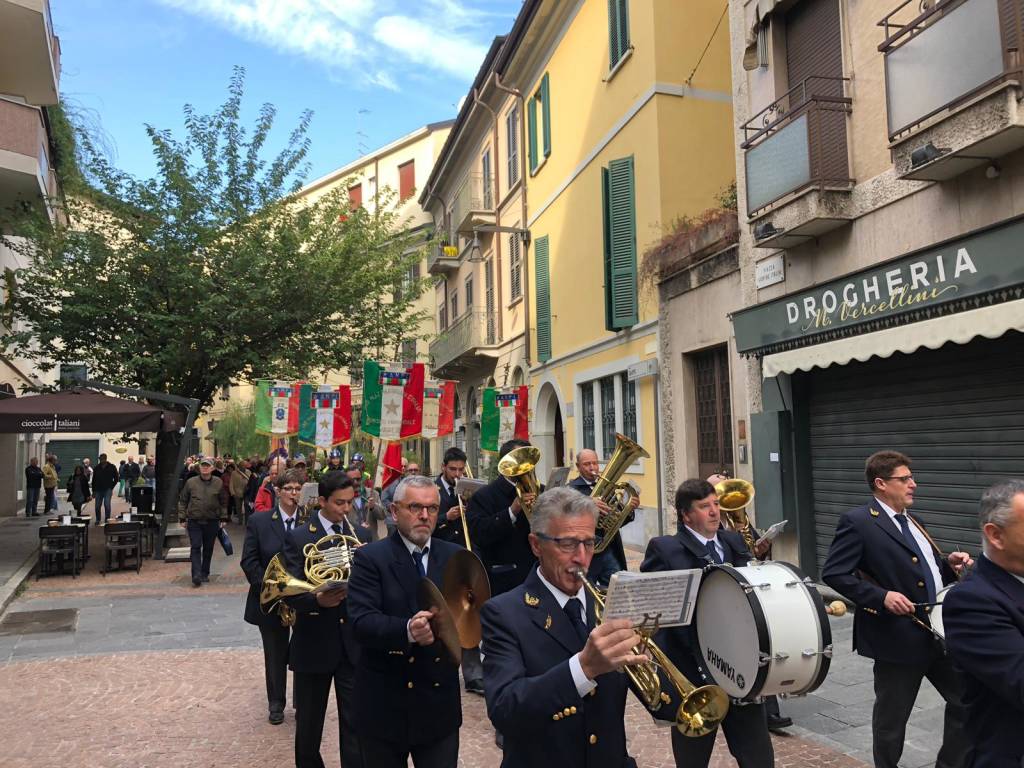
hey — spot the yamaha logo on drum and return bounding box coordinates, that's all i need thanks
[706,647,744,690]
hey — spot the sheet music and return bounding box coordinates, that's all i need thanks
[299,482,320,508]
[755,519,788,546]
[602,569,703,628]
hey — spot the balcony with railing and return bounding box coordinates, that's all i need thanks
[452,172,495,237]
[0,0,60,105]
[429,310,499,375]
[0,96,56,222]
[741,76,854,249]
[880,0,1024,180]
[427,239,461,275]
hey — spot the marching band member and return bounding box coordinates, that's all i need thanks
[567,448,638,587]
[433,447,468,546]
[944,479,1024,768]
[640,479,773,768]
[481,487,648,768]
[239,469,303,725]
[282,471,370,768]
[467,439,538,597]
[822,451,972,768]
[347,475,464,768]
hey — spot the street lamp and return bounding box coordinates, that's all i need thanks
[468,225,531,262]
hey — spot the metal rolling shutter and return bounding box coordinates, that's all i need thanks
[45,439,100,469]
[806,331,1024,572]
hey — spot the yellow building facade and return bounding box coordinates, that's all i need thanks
[504,0,736,542]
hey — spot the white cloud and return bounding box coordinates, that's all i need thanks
[155,0,498,89]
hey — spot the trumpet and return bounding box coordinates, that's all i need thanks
[260,532,362,627]
[498,446,541,518]
[572,568,730,737]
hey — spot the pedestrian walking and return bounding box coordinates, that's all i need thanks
[50,454,62,511]
[66,465,91,514]
[178,456,226,588]
[24,457,43,517]
[123,455,141,497]
[118,460,127,498]
[142,456,156,488]
[91,453,119,523]
[42,455,59,514]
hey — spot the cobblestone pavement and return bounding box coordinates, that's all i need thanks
[0,534,948,768]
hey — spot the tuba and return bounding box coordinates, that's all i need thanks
[591,434,650,554]
[714,478,757,556]
[573,568,730,736]
[497,446,542,518]
[260,532,362,626]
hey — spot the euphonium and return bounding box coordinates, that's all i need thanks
[573,568,730,737]
[714,478,757,556]
[260,532,362,627]
[497,446,541,518]
[591,434,650,554]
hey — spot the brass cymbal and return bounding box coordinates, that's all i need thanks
[417,577,462,666]
[442,549,492,649]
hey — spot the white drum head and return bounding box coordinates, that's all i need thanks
[930,585,953,639]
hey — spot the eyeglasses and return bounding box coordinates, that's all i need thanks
[534,532,597,553]
[281,486,303,493]
[884,475,915,483]
[398,502,440,515]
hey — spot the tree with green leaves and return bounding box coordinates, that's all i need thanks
[2,67,429,513]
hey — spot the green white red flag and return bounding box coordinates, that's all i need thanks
[373,441,404,490]
[298,384,352,449]
[480,385,529,452]
[421,380,456,439]
[360,361,425,440]
[255,380,302,436]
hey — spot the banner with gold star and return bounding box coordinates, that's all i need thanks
[480,385,529,452]
[297,384,352,449]
[421,379,456,439]
[360,360,425,440]
[255,379,303,437]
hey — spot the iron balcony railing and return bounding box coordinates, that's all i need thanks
[451,172,494,234]
[429,310,496,371]
[879,0,1023,140]
[740,76,853,217]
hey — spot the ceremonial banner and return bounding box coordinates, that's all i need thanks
[480,385,529,452]
[361,361,425,440]
[298,384,352,449]
[255,380,302,437]
[421,380,456,439]
[374,441,404,490]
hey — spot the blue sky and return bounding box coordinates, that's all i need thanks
[52,0,521,182]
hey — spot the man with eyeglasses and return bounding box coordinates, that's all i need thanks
[823,450,974,768]
[481,486,658,768]
[347,475,464,767]
[282,470,370,768]
[240,468,306,725]
[640,479,770,768]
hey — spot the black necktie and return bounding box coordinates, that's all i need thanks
[705,540,722,564]
[331,523,341,535]
[896,514,937,602]
[413,547,429,578]
[564,598,589,646]
[285,518,293,531]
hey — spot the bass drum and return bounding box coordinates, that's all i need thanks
[928,585,954,639]
[694,561,832,701]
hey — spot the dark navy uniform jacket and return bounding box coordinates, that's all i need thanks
[944,554,1024,768]
[467,476,537,596]
[567,474,634,575]
[822,498,956,664]
[240,507,295,626]
[432,474,465,546]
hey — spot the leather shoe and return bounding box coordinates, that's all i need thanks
[767,714,793,732]
[465,679,485,695]
[269,710,284,725]
[192,578,202,588]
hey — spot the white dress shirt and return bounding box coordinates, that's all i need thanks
[317,511,346,536]
[277,506,297,531]
[536,568,598,697]
[685,525,725,562]
[877,499,944,592]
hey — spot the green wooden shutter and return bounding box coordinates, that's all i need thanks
[534,235,552,362]
[602,156,637,330]
[541,73,551,158]
[608,0,630,67]
[528,96,539,174]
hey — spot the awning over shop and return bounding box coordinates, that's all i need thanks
[762,297,1024,377]
[0,388,175,433]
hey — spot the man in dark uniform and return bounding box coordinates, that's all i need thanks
[640,478,773,768]
[467,439,538,597]
[944,479,1024,768]
[822,450,973,768]
[567,448,638,587]
[240,469,304,724]
[433,447,468,546]
[347,475,464,767]
[482,486,658,768]
[282,471,370,768]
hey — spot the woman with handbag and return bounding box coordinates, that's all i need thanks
[66,465,91,514]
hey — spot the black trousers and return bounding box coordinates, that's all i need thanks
[187,520,219,581]
[671,700,774,768]
[257,620,289,712]
[360,730,459,768]
[872,656,972,768]
[293,654,363,768]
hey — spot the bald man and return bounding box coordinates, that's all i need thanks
[568,449,638,587]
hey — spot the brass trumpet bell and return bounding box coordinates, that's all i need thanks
[498,446,541,517]
[715,478,755,512]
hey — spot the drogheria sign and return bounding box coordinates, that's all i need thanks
[732,216,1024,353]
